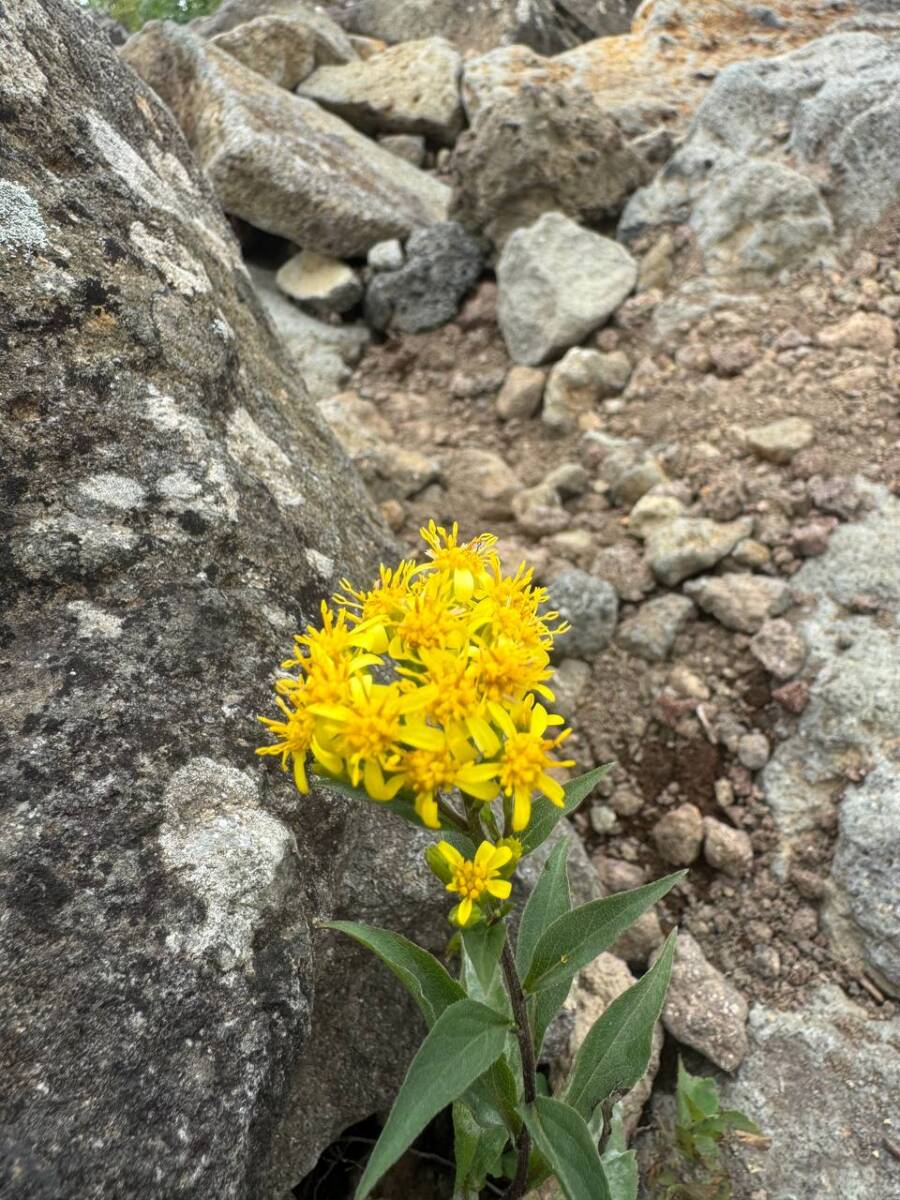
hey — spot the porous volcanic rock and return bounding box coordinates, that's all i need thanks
[0,4,447,1196]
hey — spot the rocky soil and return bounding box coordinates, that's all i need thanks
[6,0,900,1197]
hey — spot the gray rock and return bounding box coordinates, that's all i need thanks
[450,82,647,248]
[548,569,619,658]
[683,573,791,633]
[512,483,570,537]
[498,212,638,365]
[627,493,686,540]
[720,988,900,1200]
[826,780,900,995]
[703,817,754,877]
[365,221,484,333]
[275,249,362,314]
[749,617,807,680]
[378,133,427,166]
[122,22,449,258]
[496,364,546,420]
[192,0,357,63]
[542,348,617,434]
[556,0,639,37]
[0,5,448,1196]
[209,7,355,88]
[746,416,815,463]
[652,804,704,867]
[656,933,749,1072]
[329,0,591,56]
[367,238,404,271]
[249,264,369,401]
[298,37,463,144]
[591,541,656,602]
[616,594,695,662]
[610,458,667,508]
[759,484,900,962]
[737,731,771,771]
[442,448,521,520]
[645,517,753,587]
[620,31,900,274]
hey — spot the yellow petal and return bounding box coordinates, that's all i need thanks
[512,791,531,833]
[454,567,475,602]
[488,702,516,739]
[474,841,495,868]
[487,845,512,872]
[400,722,444,751]
[457,777,500,803]
[486,878,512,900]
[458,896,473,926]
[467,714,500,756]
[531,704,550,736]
[437,841,463,867]
[311,739,343,776]
[293,753,309,793]
[539,773,566,807]
[415,794,440,829]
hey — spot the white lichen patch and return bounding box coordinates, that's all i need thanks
[304,547,334,579]
[14,513,138,580]
[78,472,147,511]
[142,386,210,453]
[0,180,48,254]
[129,221,211,296]
[160,758,297,972]
[226,406,305,511]
[86,111,183,218]
[67,600,124,641]
[157,469,203,502]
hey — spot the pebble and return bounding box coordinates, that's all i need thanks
[611,457,668,507]
[652,803,704,866]
[645,516,754,586]
[548,569,619,657]
[746,417,815,464]
[656,932,749,1072]
[808,476,862,519]
[791,519,836,557]
[703,816,754,877]
[275,249,362,314]
[442,447,520,519]
[817,311,897,357]
[737,731,770,770]
[591,542,656,602]
[628,493,686,540]
[750,618,808,680]
[711,338,758,376]
[683,573,791,633]
[377,133,426,166]
[772,679,810,713]
[542,348,615,434]
[495,364,545,420]
[543,462,589,497]
[512,483,570,537]
[730,538,772,569]
[617,594,696,662]
[367,238,404,272]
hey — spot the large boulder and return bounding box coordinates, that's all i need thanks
[321,0,593,56]
[0,3,449,1197]
[759,487,900,995]
[462,0,876,135]
[298,37,463,144]
[121,21,449,258]
[450,82,648,248]
[620,30,900,274]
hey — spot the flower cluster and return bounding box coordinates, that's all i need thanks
[257,522,574,837]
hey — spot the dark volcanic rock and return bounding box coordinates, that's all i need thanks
[0,3,445,1197]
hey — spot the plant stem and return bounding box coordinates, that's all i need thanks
[500,939,536,1200]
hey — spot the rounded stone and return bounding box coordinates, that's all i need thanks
[548,569,619,658]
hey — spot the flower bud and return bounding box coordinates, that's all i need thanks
[425,842,454,884]
[495,836,523,878]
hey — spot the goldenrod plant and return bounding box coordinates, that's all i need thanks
[259,523,683,1200]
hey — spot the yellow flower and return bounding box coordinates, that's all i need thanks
[472,637,555,706]
[389,573,468,658]
[437,840,513,926]
[334,561,416,637]
[389,740,499,828]
[309,675,439,793]
[283,601,384,670]
[491,700,574,833]
[256,693,316,793]
[417,520,498,602]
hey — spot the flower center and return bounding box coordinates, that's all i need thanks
[452,861,491,901]
[405,748,458,794]
[499,731,549,793]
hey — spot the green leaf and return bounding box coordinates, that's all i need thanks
[516,837,571,980]
[521,765,612,855]
[325,921,464,1029]
[467,1040,521,1133]
[532,978,572,1058]
[564,932,676,1120]
[599,1103,638,1200]
[314,774,473,838]
[453,1100,509,1196]
[524,873,685,995]
[523,1096,612,1200]
[676,1059,720,1126]
[719,1108,762,1136]
[355,999,511,1200]
[462,922,507,996]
